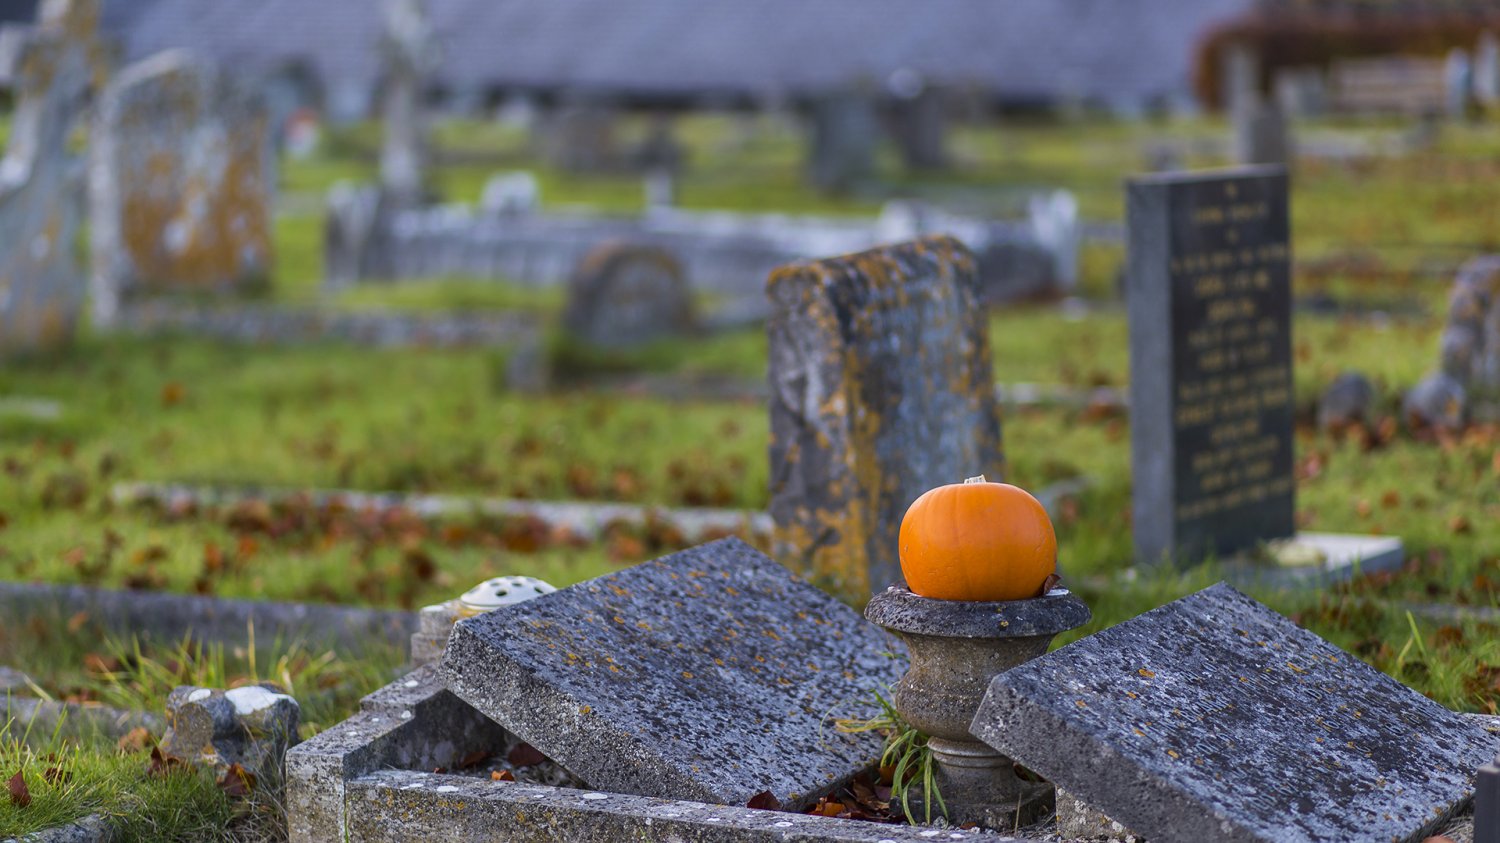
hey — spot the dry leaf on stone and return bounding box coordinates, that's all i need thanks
[745,790,781,811]
[7,771,30,808]
[217,764,255,798]
[457,750,490,769]
[491,770,514,782]
[506,742,546,767]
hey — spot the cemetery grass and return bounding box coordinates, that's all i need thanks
[0,627,403,841]
[2,320,1496,713]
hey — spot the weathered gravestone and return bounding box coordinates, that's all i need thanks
[560,241,697,348]
[971,583,1497,843]
[1126,167,1400,581]
[378,0,438,209]
[89,50,274,326]
[767,236,1004,600]
[0,0,105,354]
[1427,253,1500,421]
[807,87,877,193]
[440,537,904,810]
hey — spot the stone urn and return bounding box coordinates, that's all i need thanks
[864,584,1090,828]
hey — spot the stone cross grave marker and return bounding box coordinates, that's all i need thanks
[89,49,274,326]
[378,0,437,208]
[1434,254,1500,418]
[440,537,904,810]
[0,0,105,354]
[767,235,1004,601]
[1126,167,1400,581]
[971,583,1497,843]
[560,241,696,348]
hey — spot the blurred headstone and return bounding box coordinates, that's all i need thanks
[888,70,947,171]
[0,0,106,354]
[1233,102,1289,167]
[479,171,539,217]
[807,86,877,193]
[1445,48,1472,119]
[379,0,438,208]
[90,50,274,326]
[546,103,620,173]
[1432,254,1500,420]
[1274,67,1326,118]
[1476,32,1500,107]
[560,241,696,348]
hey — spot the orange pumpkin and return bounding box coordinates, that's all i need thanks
[898,475,1056,601]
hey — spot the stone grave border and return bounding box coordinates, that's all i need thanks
[287,664,1032,843]
[0,580,416,656]
[112,479,1091,546]
[112,301,536,348]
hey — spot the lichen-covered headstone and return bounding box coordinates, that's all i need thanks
[560,241,697,348]
[972,583,1497,843]
[767,235,1004,600]
[89,49,273,325]
[0,0,105,354]
[440,537,904,810]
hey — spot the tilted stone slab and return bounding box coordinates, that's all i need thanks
[441,537,904,810]
[767,235,1003,600]
[971,583,1497,843]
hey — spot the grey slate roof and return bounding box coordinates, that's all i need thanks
[99,0,1253,107]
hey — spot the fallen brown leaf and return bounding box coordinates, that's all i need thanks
[506,743,546,768]
[117,726,153,754]
[8,771,30,807]
[746,790,781,811]
[491,769,514,782]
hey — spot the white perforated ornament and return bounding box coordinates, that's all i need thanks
[456,575,557,618]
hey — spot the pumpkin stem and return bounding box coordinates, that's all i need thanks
[964,475,987,484]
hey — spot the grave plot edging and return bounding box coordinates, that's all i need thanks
[344,770,1030,843]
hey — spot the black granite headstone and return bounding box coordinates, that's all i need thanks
[971,583,1496,843]
[440,538,904,810]
[1127,167,1295,565]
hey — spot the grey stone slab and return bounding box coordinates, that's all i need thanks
[284,664,511,843]
[768,236,1003,600]
[971,583,1497,843]
[89,48,274,326]
[0,0,105,355]
[3,813,117,843]
[1219,531,1405,590]
[111,301,535,348]
[345,770,1029,842]
[2,696,161,742]
[441,538,903,810]
[1127,167,1296,566]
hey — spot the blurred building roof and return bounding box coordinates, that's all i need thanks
[98,0,1253,110]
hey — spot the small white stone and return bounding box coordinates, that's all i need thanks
[224,685,294,715]
[404,679,420,688]
[187,688,212,703]
[400,710,412,719]
[950,835,965,840]
[435,785,459,793]
[707,817,722,822]
[581,792,609,800]
[921,832,941,839]
[774,822,795,828]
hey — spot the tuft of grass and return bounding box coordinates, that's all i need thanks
[835,688,944,825]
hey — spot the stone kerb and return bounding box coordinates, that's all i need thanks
[289,664,1031,843]
[89,48,274,325]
